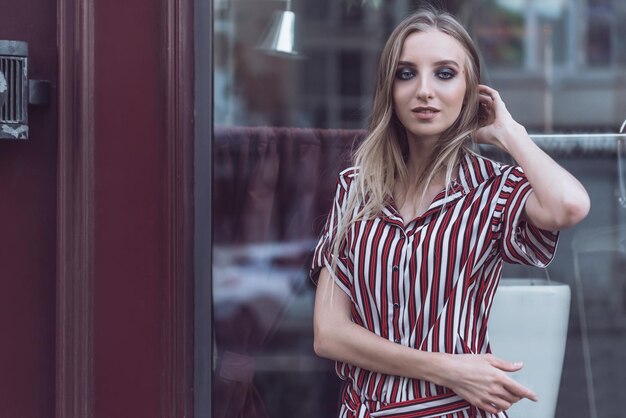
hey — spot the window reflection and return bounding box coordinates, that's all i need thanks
[474,2,525,68]
[210,1,626,417]
[215,0,625,132]
[586,0,614,66]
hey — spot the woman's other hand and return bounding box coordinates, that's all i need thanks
[432,353,537,415]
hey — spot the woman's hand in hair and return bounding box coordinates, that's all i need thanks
[471,84,589,230]
[434,353,538,415]
[472,84,523,151]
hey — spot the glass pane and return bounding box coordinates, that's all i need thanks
[586,0,614,66]
[206,1,626,417]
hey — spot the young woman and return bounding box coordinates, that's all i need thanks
[310,8,589,418]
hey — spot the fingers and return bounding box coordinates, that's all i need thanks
[503,379,539,402]
[477,388,523,415]
[477,398,512,415]
[490,398,512,414]
[478,387,528,415]
[486,355,539,402]
[478,84,500,99]
[477,89,496,119]
[486,355,523,372]
[478,88,493,105]
[478,84,507,112]
[495,388,522,405]
[478,94,493,109]
[477,400,502,415]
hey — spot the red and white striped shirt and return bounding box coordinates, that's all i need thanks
[311,151,559,418]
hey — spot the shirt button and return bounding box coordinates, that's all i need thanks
[393,303,400,309]
[392,265,399,272]
[394,338,400,344]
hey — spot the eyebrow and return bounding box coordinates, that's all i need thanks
[397,59,460,68]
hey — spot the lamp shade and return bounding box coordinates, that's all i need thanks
[256,10,299,57]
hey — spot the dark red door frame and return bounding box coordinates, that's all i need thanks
[162,0,196,416]
[56,0,95,415]
[56,0,194,416]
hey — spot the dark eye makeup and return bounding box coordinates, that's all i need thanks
[394,65,458,81]
[436,67,457,80]
[395,67,416,80]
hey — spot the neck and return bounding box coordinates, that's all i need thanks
[404,132,438,181]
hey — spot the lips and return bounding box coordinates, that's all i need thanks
[411,106,440,120]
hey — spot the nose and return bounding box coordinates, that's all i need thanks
[416,74,433,101]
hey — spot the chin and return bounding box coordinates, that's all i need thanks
[406,127,446,141]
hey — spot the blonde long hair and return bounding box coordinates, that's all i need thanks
[331,8,483,267]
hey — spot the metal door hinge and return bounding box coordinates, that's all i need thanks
[0,40,51,140]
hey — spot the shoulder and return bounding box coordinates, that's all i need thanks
[337,166,359,190]
[460,150,524,188]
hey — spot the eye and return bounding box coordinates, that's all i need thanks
[395,67,416,81]
[436,67,457,80]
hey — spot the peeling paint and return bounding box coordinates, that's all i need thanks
[1,124,28,139]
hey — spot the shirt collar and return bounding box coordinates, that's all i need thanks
[382,150,500,226]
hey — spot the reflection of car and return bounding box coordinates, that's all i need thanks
[213,239,315,318]
[212,239,317,353]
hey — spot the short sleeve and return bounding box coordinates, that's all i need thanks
[492,166,559,267]
[309,170,354,297]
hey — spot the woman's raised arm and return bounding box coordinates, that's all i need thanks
[474,84,590,231]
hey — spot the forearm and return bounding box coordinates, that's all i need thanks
[499,123,590,229]
[313,268,446,384]
[314,314,445,383]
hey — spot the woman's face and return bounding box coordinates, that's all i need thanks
[392,29,468,144]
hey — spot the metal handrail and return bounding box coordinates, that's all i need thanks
[488,132,626,156]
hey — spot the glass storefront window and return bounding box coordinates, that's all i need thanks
[205,1,626,417]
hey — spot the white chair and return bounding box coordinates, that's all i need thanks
[489,278,571,418]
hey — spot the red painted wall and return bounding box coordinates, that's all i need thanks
[1,0,190,415]
[93,1,165,417]
[0,1,57,417]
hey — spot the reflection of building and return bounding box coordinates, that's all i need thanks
[215,0,626,131]
[479,0,626,131]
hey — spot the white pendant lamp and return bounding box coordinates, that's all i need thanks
[256,0,300,57]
